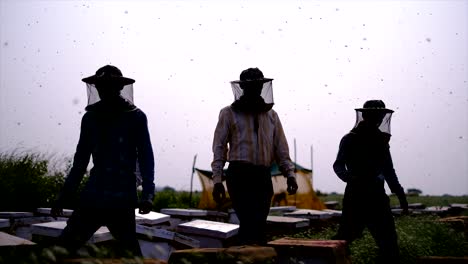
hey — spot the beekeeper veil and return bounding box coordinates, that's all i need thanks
[353,100,394,135]
[82,65,135,107]
[230,68,274,113]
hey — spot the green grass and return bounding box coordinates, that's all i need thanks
[151,186,201,211]
[318,193,468,210]
[288,215,468,264]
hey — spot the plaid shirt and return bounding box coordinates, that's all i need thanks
[211,106,295,184]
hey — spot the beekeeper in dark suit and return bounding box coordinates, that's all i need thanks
[333,100,408,264]
[52,65,155,256]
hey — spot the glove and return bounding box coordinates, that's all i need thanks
[139,200,153,214]
[287,177,298,195]
[212,183,226,204]
[397,191,409,215]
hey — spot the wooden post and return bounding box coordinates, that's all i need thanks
[189,154,197,208]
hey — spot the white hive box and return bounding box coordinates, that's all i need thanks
[135,210,170,226]
[323,209,342,217]
[269,206,297,215]
[31,221,114,243]
[284,209,334,220]
[177,219,239,248]
[0,231,35,246]
[160,209,208,217]
[0,212,34,218]
[136,224,199,261]
[267,215,310,229]
[36,208,74,217]
[3,211,67,240]
[0,219,9,229]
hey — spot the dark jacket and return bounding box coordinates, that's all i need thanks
[333,122,404,196]
[58,99,155,209]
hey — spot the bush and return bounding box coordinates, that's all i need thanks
[151,186,201,211]
[407,188,423,196]
[0,152,65,211]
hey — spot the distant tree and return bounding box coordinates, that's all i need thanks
[407,188,422,196]
[315,189,327,196]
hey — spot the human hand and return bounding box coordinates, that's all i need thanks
[212,183,226,204]
[401,207,410,216]
[287,177,298,195]
[397,191,409,215]
[139,200,153,214]
[400,199,409,215]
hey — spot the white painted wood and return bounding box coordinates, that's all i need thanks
[0,212,33,218]
[31,221,114,243]
[206,211,229,217]
[267,216,309,228]
[136,224,175,241]
[174,233,200,248]
[407,203,425,209]
[138,240,172,261]
[182,234,224,248]
[36,208,74,217]
[450,203,468,209]
[11,216,56,226]
[323,209,342,217]
[424,206,450,213]
[0,231,35,246]
[269,206,297,214]
[135,224,200,248]
[284,209,334,220]
[177,219,239,239]
[0,219,9,229]
[135,210,170,225]
[160,208,208,217]
[228,211,240,224]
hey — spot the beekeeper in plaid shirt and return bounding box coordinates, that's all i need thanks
[211,67,298,245]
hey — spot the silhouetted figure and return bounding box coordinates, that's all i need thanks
[51,65,155,256]
[211,68,298,245]
[333,100,408,264]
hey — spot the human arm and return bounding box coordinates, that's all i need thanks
[333,135,351,182]
[382,145,408,214]
[211,108,230,203]
[273,113,297,194]
[211,108,230,184]
[52,114,92,218]
[136,111,155,213]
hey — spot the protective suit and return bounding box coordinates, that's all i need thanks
[52,65,155,256]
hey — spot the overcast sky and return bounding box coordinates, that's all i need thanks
[1,0,467,195]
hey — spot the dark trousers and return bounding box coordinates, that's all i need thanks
[58,207,141,257]
[226,162,273,245]
[334,188,400,264]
